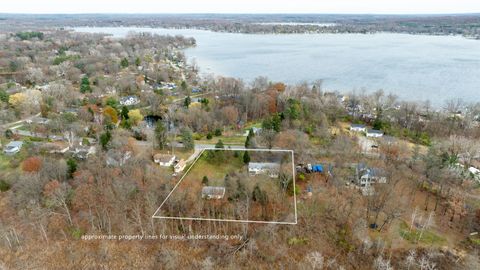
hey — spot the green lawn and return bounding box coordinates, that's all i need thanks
[399,221,446,245]
[186,151,245,184]
[196,135,246,145]
[0,154,11,171]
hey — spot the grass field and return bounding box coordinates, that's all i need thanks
[399,221,446,246]
[184,150,245,184]
[0,154,11,171]
[196,135,246,145]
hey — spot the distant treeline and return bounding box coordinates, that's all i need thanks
[15,31,44,40]
[1,14,479,39]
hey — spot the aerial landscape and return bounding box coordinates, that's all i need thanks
[0,0,480,269]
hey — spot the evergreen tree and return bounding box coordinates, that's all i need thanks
[120,106,129,120]
[243,151,250,164]
[100,130,112,151]
[120,58,129,68]
[245,128,255,148]
[184,96,191,108]
[202,176,209,185]
[66,158,77,179]
[80,76,92,93]
[215,140,224,149]
[0,89,9,103]
[181,80,188,91]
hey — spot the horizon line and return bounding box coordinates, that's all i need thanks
[2,12,480,16]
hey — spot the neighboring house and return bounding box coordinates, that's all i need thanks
[356,163,387,188]
[3,141,23,155]
[154,154,176,167]
[174,159,187,173]
[248,162,281,178]
[72,146,96,160]
[26,116,50,125]
[366,129,384,138]
[106,150,132,167]
[350,124,367,132]
[120,95,140,106]
[201,186,225,200]
[159,82,177,90]
[468,167,480,182]
[191,88,202,93]
[243,127,262,136]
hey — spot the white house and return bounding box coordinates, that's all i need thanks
[366,129,384,138]
[350,124,366,132]
[201,186,225,200]
[154,154,176,167]
[356,163,387,188]
[159,82,177,91]
[248,162,281,178]
[120,95,140,106]
[3,141,23,155]
[468,167,480,182]
[174,159,187,173]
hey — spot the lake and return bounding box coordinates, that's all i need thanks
[74,27,480,105]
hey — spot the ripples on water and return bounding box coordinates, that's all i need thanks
[74,27,480,105]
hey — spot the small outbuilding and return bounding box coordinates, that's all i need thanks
[366,129,384,138]
[202,186,225,200]
[174,159,187,173]
[350,124,366,132]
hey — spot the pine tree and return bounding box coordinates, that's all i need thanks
[80,76,92,93]
[120,58,129,68]
[184,96,191,108]
[243,151,250,164]
[120,106,129,120]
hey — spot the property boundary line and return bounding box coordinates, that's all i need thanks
[152,148,297,225]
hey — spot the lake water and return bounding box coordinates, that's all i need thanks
[74,27,480,105]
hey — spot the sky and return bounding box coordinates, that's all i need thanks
[1,0,480,14]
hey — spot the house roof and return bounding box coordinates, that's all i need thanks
[202,186,225,197]
[351,124,366,128]
[468,167,480,174]
[248,162,280,170]
[367,129,383,134]
[154,154,175,163]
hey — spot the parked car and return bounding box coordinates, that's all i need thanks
[3,141,23,155]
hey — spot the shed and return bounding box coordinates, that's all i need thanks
[201,186,225,200]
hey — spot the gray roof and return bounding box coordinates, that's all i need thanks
[351,124,366,128]
[248,162,280,170]
[367,129,383,134]
[202,186,225,197]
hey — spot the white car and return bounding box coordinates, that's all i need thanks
[3,141,23,155]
